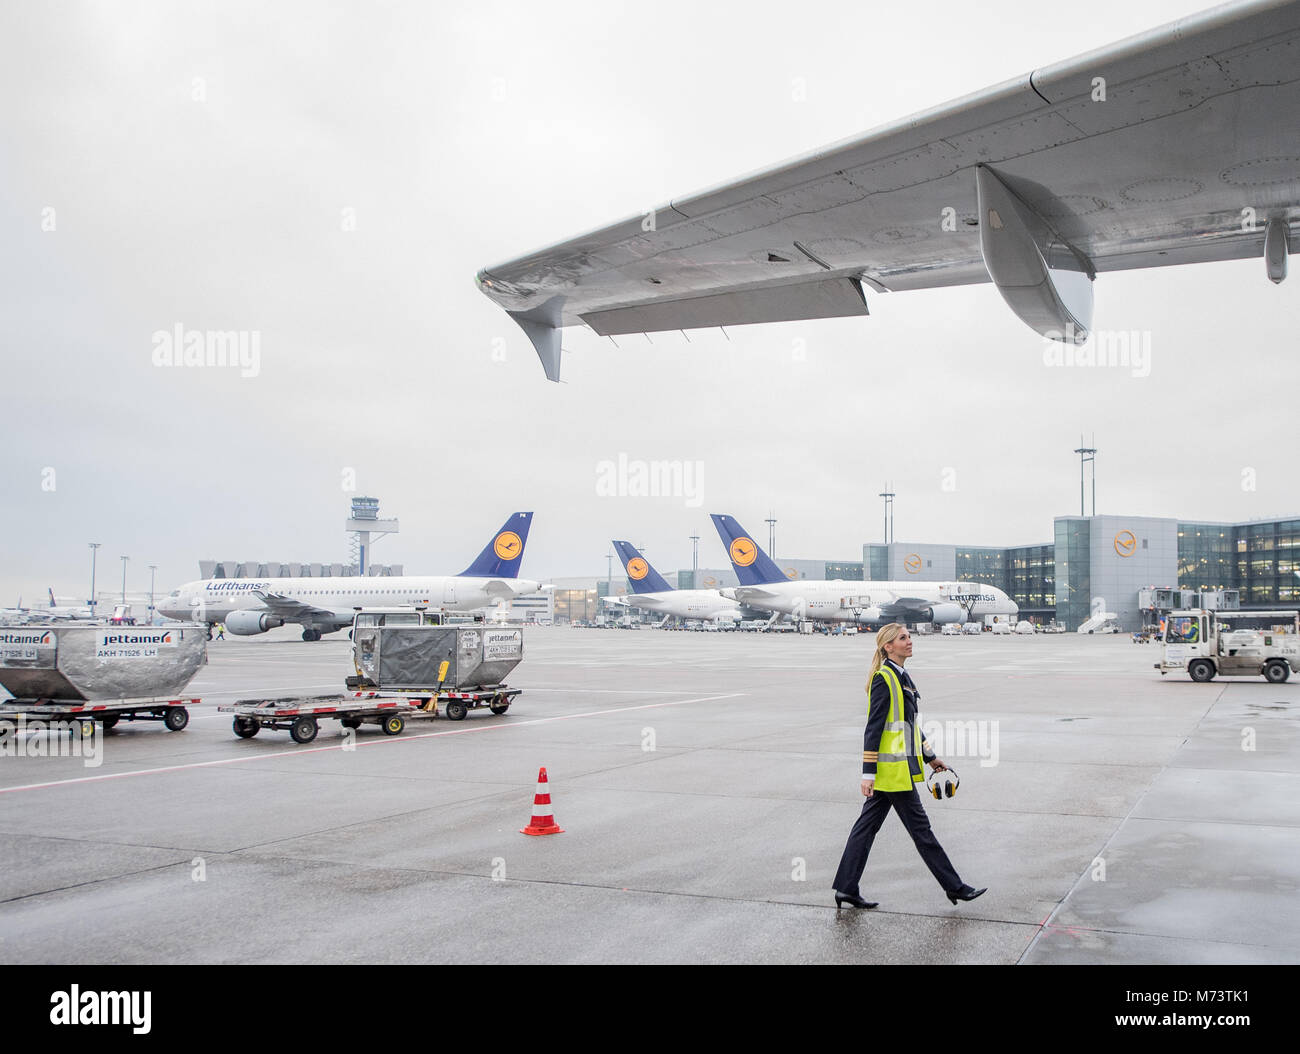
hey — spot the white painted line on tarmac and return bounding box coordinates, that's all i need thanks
[0,692,747,796]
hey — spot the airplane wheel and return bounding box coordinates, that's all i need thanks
[206,627,213,641]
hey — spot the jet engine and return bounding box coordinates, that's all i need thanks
[224,610,285,635]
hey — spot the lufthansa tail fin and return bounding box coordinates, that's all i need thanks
[612,540,674,594]
[710,514,787,585]
[458,512,533,578]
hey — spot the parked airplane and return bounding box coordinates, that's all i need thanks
[710,514,1017,627]
[602,540,743,626]
[157,512,541,640]
[0,591,95,623]
[43,589,95,620]
[477,0,1299,381]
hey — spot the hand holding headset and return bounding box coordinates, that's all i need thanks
[926,764,961,800]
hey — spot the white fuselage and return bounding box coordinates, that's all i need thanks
[609,589,741,622]
[727,580,1017,623]
[158,575,541,627]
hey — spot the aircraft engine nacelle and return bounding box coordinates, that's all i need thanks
[927,603,967,625]
[224,610,285,636]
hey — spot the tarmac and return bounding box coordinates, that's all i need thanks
[0,626,1295,964]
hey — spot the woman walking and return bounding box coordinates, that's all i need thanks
[832,623,986,909]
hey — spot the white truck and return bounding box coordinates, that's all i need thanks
[1157,609,1300,683]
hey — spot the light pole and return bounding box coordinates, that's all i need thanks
[148,565,157,624]
[765,512,777,561]
[120,555,129,604]
[88,542,101,614]
[690,532,699,584]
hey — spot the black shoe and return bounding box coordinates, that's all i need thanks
[946,885,987,905]
[834,891,879,909]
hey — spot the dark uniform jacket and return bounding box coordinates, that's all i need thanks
[862,657,935,780]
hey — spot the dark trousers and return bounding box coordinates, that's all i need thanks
[832,788,962,896]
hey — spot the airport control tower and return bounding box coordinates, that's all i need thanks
[346,497,398,576]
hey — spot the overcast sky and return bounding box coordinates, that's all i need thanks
[2,0,1297,604]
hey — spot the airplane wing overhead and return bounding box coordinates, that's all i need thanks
[478,0,1300,378]
[252,591,338,621]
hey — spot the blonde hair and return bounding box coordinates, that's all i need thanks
[867,622,907,686]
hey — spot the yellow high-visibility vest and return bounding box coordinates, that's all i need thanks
[868,664,924,791]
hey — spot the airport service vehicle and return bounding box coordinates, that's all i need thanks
[962,623,983,635]
[1157,609,1300,683]
[1077,611,1119,634]
[157,512,541,641]
[991,621,1012,635]
[221,614,526,741]
[711,515,1017,628]
[478,3,1300,384]
[941,623,962,636]
[0,623,206,734]
[1015,621,1035,635]
[219,694,438,743]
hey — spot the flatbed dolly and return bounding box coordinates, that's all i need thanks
[0,697,199,737]
[218,695,434,744]
[349,685,522,721]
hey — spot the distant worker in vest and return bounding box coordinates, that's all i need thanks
[832,623,986,909]
[215,622,225,641]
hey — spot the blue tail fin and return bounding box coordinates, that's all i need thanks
[458,512,533,578]
[710,514,787,585]
[612,541,673,594]
[48,588,57,608]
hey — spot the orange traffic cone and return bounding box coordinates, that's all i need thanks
[520,766,565,835]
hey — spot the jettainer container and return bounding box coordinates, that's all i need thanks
[352,624,523,690]
[0,623,207,701]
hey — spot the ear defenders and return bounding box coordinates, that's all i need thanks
[926,766,960,800]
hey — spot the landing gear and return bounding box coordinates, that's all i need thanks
[206,626,213,641]
[301,628,322,642]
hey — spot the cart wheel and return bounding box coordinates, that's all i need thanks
[444,700,468,721]
[341,717,362,729]
[289,716,318,743]
[101,714,120,730]
[76,718,97,739]
[489,702,510,715]
[1264,661,1290,684]
[1188,660,1215,683]
[381,714,405,736]
[233,716,260,738]
[163,707,190,732]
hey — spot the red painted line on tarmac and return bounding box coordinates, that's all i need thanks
[0,692,746,796]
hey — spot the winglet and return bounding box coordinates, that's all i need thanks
[506,295,565,382]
